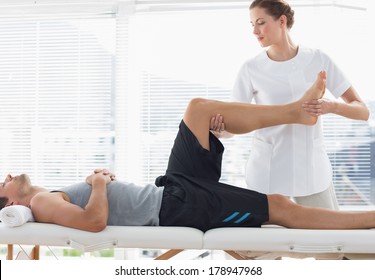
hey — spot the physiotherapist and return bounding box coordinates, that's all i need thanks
[213,0,369,210]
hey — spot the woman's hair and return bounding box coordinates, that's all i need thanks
[250,0,295,29]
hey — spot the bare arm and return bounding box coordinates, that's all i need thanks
[302,86,369,121]
[30,172,111,232]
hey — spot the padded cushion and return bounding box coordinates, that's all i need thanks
[0,223,203,251]
[204,226,375,254]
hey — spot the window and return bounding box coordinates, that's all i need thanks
[115,7,257,187]
[0,13,116,188]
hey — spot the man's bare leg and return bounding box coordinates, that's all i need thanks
[267,194,375,229]
[183,71,326,150]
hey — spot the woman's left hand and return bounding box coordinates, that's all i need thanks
[210,114,225,138]
[302,98,335,116]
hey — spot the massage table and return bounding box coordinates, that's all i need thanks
[2,223,375,260]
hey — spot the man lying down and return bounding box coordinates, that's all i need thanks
[2,72,375,232]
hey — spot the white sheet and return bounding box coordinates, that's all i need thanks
[0,205,34,227]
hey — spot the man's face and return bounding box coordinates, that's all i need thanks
[0,174,31,207]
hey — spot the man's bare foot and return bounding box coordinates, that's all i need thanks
[296,71,326,125]
[302,71,326,102]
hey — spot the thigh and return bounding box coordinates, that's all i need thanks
[211,181,270,229]
[159,176,269,232]
[165,120,224,181]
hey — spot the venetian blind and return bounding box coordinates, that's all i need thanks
[0,13,116,188]
[115,8,254,188]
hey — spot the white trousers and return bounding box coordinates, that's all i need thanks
[293,182,339,210]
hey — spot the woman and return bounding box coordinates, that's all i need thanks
[212,0,369,210]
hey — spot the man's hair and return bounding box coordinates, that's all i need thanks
[0,196,8,210]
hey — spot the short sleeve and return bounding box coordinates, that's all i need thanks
[231,61,255,103]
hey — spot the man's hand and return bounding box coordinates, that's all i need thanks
[93,169,116,181]
[86,169,115,186]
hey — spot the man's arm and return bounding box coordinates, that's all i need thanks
[30,172,110,232]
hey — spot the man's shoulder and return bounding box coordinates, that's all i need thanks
[31,191,66,206]
[30,191,68,223]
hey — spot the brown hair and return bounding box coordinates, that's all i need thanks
[250,0,295,29]
[0,196,8,210]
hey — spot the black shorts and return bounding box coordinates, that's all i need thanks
[157,120,269,232]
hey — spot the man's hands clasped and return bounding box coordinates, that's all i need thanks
[86,169,116,186]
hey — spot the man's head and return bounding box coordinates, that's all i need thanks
[0,174,32,210]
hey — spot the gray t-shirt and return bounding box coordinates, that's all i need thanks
[57,181,164,226]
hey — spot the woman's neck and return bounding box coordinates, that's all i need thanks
[267,35,298,62]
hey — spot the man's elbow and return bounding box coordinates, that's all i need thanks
[364,108,370,121]
[87,221,107,232]
[359,103,370,121]
[85,217,107,232]
[91,224,107,232]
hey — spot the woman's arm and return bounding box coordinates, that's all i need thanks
[302,86,370,120]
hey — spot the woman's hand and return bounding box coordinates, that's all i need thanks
[210,114,225,138]
[302,98,335,116]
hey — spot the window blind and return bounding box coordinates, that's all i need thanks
[115,9,255,187]
[138,74,252,186]
[323,115,372,207]
[0,14,115,188]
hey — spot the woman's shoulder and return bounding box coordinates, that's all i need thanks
[238,50,268,75]
[243,50,267,65]
[299,45,330,59]
[297,45,336,67]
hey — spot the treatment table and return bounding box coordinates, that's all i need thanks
[2,223,375,260]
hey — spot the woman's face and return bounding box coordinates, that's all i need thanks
[250,7,285,48]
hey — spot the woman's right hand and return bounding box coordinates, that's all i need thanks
[210,114,225,138]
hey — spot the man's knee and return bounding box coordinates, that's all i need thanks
[188,98,208,111]
[268,194,295,216]
[268,194,290,206]
[185,98,209,119]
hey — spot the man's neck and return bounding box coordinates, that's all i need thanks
[21,186,48,206]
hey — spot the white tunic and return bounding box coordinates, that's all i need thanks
[232,46,351,196]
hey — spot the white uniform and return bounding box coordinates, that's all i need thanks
[232,46,351,197]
